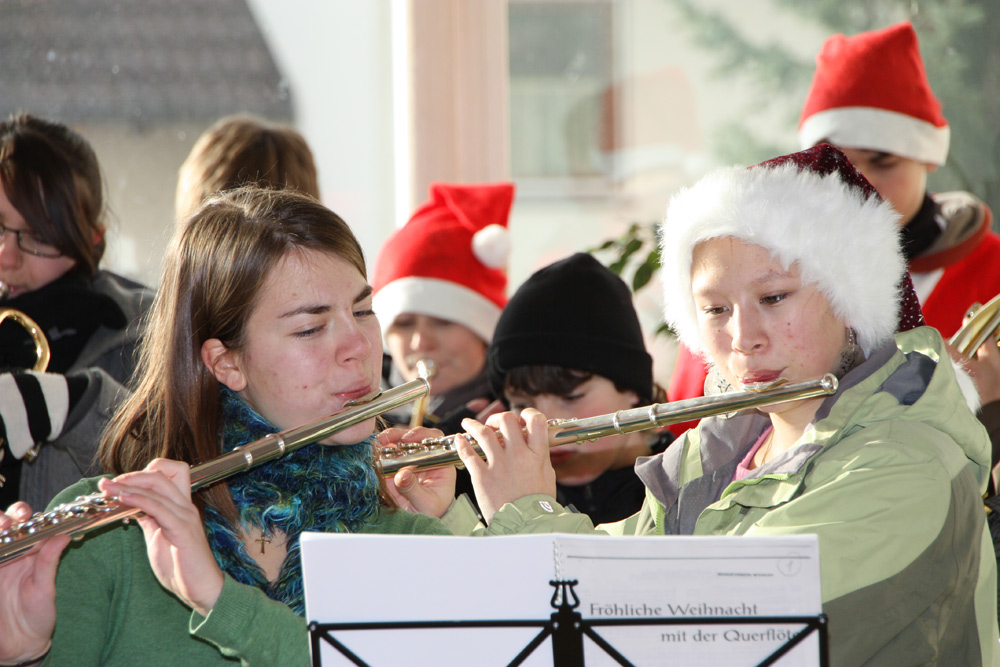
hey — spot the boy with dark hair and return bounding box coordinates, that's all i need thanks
[798,20,1000,472]
[487,252,673,524]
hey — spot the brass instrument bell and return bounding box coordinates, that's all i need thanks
[408,359,438,428]
[0,309,51,373]
[950,293,1000,358]
[0,280,53,466]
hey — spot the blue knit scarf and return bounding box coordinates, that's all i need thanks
[202,388,382,615]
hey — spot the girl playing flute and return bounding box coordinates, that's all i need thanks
[429,144,999,665]
[0,187,453,666]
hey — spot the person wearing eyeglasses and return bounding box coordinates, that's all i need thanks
[0,113,153,510]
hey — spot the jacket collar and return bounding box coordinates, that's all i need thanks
[635,337,905,534]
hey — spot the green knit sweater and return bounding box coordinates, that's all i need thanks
[44,477,450,666]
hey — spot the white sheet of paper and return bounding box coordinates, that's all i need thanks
[555,534,821,666]
[301,532,821,667]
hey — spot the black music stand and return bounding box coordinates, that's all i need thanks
[308,579,829,667]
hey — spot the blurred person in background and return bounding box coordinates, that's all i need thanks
[0,112,153,510]
[175,114,320,222]
[372,181,514,436]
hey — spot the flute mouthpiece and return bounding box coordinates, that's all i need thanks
[740,378,789,393]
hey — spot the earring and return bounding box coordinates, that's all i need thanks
[835,327,864,378]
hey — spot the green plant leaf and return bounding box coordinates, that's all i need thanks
[632,257,655,291]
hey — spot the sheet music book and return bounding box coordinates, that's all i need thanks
[302,532,821,666]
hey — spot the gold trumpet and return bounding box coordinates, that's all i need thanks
[0,378,430,566]
[0,281,51,373]
[0,280,53,467]
[378,374,839,477]
[0,310,50,374]
[408,359,437,428]
[950,293,1000,358]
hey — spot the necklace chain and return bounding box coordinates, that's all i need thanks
[754,428,775,468]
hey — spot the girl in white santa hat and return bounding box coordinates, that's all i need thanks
[403,144,999,665]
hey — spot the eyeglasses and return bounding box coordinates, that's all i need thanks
[0,224,63,258]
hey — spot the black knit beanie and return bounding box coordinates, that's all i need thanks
[487,253,653,404]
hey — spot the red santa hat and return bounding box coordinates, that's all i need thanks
[659,144,906,358]
[798,22,950,166]
[372,182,514,344]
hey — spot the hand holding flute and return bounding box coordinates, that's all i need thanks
[0,459,226,664]
[379,424,457,517]
[99,460,224,617]
[379,410,560,522]
[455,409,557,524]
[378,412,555,523]
[0,502,68,666]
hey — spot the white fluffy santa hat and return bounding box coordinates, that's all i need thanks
[372,182,514,344]
[798,21,949,166]
[659,144,906,358]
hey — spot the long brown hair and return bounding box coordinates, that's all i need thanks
[503,365,666,406]
[100,186,369,520]
[0,113,106,273]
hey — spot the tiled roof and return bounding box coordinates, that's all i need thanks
[0,0,293,124]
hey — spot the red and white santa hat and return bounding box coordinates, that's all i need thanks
[659,144,906,358]
[798,21,950,166]
[372,182,514,344]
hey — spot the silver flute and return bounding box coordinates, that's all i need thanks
[378,374,838,476]
[0,378,429,566]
